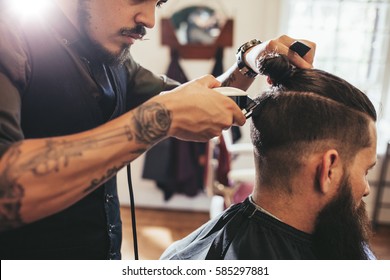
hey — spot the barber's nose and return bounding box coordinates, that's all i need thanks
[134,5,156,28]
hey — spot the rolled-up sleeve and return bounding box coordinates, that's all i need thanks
[124,57,180,110]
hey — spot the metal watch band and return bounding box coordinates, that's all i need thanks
[236,39,262,78]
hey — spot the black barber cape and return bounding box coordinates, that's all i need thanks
[160,198,317,260]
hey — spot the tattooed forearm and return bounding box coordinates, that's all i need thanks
[221,73,237,87]
[13,126,134,178]
[0,123,139,189]
[0,126,134,230]
[0,143,25,231]
[132,102,171,144]
[0,104,169,230]
[0,183,24,231]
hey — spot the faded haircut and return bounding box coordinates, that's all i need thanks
[250,53,377,190]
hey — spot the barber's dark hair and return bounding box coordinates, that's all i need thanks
[251,52,377,190]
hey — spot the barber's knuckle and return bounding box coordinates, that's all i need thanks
[279,34,289,41]
[200,74,214,82]
[266,40,279,52]
[268,39,277,47]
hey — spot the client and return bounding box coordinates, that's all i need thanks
[160,52,378,260]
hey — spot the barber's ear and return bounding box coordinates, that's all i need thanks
[316,149,342,194]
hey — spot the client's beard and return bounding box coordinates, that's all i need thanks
[312,175,373,259]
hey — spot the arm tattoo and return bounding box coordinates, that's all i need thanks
[132,102,171,144]
[0,143,25,231]
[221,73,237,87]
[17,127,133,177]
[82,101,171,200]
[0,127,131,231]
[0,102,171,231]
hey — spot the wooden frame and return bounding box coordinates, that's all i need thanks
[161,18,234,59]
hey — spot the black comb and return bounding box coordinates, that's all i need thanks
[289,41,311,57]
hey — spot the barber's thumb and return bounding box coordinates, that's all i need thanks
[234,111,246,126]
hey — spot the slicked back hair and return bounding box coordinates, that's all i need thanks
[251,53,376,190]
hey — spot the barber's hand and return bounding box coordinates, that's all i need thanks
[155,75,246,142]
[245,35,316,71]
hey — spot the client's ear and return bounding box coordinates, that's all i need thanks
[316,149,342,194]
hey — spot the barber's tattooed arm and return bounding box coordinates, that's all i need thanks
[132,102,171,144]
[0,102,171,232]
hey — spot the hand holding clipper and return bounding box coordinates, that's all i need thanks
[213,87,259,119]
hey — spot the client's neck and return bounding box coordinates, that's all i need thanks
[252,185,319,234]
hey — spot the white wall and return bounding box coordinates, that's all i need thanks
[117,0,390,223]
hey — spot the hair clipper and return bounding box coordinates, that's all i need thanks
[214,87,259,119]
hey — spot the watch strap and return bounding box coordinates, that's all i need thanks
[236,39,262,78]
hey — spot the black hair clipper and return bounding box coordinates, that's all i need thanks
[214,87,259,119]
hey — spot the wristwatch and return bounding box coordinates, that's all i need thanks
[236,39,262,78]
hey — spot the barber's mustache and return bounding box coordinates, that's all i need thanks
[120,25,147,40]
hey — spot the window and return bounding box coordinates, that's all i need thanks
[281,0,390,152]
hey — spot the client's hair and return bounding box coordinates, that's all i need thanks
[251,53,377,191]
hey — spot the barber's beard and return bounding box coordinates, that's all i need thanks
[77,1,132,66]
[86,37,131,66]
[312,175,373,259]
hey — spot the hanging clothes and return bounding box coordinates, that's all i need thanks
[142,46,242,200]
[166,49,189,83]
[142,49,206,200]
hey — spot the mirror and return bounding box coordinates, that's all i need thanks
[161,3,233,59]
[170,6,226,45]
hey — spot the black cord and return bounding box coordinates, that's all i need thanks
[127,164,139,260]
